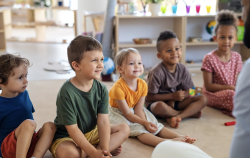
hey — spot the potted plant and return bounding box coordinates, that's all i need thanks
[145,0,164,15]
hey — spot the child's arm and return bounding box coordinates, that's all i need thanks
[203,71,235,92]
[97,113,112,157]
[65,124,105,158]
[134,96,147,120]
[146,91,185,102]
[116,99,157,133]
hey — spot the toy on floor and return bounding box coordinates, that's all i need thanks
[189,87,196,97]
[225,121,236,126]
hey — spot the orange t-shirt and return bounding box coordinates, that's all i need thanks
[109,78,148,108]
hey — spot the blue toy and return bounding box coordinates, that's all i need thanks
[102,57,115,75]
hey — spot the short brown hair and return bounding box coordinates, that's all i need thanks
[0,53,30,88]
[67,35,102,70]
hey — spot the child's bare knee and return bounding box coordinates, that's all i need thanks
[154,101,167,111]
[57,145,80,158]
[22,119,37,130]
[120,123,130,136]
[43,122,56,133]
[199,95,207,105]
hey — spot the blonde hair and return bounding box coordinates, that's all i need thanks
[115,48,140,77]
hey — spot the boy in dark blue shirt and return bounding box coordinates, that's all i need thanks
[0,54,56,158]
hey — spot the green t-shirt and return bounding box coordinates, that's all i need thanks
[53,79,109,140]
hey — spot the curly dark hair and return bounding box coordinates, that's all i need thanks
[67,35,102,71]
[157,30,178,52]
[0,54,30,89]
[214,10,238,35]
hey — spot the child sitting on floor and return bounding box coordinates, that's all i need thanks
[50,35,130,158]
[0,54,56,158]
[201,10,243,117]
[146,30,207,128]
[109,48,196,147]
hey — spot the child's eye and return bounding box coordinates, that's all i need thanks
[166,50,171,52]
[19,76,22,79]
[176,48,179,51]
[138,62,142,65]
[101,58,104,61]
[129,63,134,65]
[229,37,233,39]
[92,59,97,62]
[25,74,28,78]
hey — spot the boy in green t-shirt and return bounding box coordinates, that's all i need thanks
[50,36,130,158]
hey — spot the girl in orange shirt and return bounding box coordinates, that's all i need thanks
[109,48,196,146]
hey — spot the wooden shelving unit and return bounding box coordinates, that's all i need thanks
[0,8,11,52]
[115,12,249,69]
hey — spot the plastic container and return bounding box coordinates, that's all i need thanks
[237,17,245,41]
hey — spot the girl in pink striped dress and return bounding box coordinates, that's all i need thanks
[201,10,243,117]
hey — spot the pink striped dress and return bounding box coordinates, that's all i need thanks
[201,51,243,117]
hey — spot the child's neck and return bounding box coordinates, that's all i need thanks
[71,76,94,92]
[162,62,177,73]
[0,89,20,98]
[215,49,231,63]
[121,76,138,91]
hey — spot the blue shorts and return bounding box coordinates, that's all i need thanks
[147,101,180,112]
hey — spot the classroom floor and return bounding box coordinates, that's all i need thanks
[3,42,235,158]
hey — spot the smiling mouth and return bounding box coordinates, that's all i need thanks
[171,56,179,59]
[95,70,102,73]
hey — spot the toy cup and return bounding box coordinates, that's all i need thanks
[196,5,201,13]
[172,5,177,14]
[186,5,191,13]
[206,5,211,13]
[161,5,167,14]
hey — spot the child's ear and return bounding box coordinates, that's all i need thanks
[117,65,123,74]
[213,36,217,42]
[71,61,80,71]
[157,53,162,59]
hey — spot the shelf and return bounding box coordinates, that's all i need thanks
[117,13,186,19]
[0,49,6,52]
[52,6,72,10]
[186,41,244,46]
[119,42,156,48]
[116,12,242,19]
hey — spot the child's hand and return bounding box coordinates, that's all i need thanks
[144,121,158,133]
[103,150,112,157]
[90,150,107,158]
[172,91,185,101]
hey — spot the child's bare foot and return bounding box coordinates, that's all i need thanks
[190,111,202,118]
[110,145,122,156]
[172,135,189,142]
[166,117,182,128]
[185,136,196,144]
[172,135,196,144]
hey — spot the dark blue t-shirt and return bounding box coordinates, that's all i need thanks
[0,90,35,157]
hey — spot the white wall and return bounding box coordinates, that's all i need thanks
[77,0,108,35]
